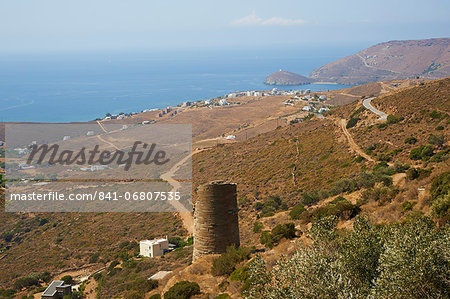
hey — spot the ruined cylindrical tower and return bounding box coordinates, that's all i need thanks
[193,181,240,261]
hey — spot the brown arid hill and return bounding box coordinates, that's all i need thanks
[162,79,449,297]
[310,38,450,85]
[345,78,450,164]
[0,79,448,298]
[264,70,315,85]
[0,209,187,287]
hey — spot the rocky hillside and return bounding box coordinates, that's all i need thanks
[264,70,315,85]
[310,38,450,84]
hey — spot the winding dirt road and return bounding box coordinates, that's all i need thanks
[339,119,375,162]
[160,151,195,235]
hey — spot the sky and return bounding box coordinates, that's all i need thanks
[0,0,449,54]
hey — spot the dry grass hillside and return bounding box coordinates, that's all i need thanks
[310,38,450,84]
[0,210,186,288]
[0,78,448,298]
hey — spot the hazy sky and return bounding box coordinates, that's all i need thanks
[0,0,449,53]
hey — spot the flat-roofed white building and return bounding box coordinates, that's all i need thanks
[140,238,169,257]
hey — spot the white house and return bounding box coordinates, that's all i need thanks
[204,100,212,105]
[318,107,330,113]
[302,106,313,112]
[225,135,236,140]
[140,238,169,257]
[319,95,327,100]
[219,99,228,106]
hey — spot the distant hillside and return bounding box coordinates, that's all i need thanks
[264,70,315,85]
[310,38,450,85]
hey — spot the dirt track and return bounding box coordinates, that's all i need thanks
[339,118,375,162]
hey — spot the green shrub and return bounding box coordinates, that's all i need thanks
[431,149,449,162]
[371,217,449,297]
[354,155,366,163]
[215,294,232,299]
[404,136,418,144]
[301,191,320,206]
[386,114,399,124]
[39,271,52,283]
[168,236,183,247]
[253,202,263,211]
[401,201,415,211]
[271,223,296,242]
[92,273,102,281]
[377,175,393,187]
[149,295,161,299]
[346,117,360,129]
[355,172,376,189]
[431,193,450,218]
[164,281,200,299]
[311,199,360,221]
[406,167,432,181]
[124,290,144,299]
[365,143,378,155]
[429,110,442,119]
[406,167,419,180]
[435,125,444,131]
[290,203,306,220]
[329,196,347,204]
[329,178,356,195]
[230,264,249,282]
[108,260,120,271]
[252,222,263,233]
[362,187,398,205]
[127,278,158,293]
[393,160,410,173]
[260,231,274,249]
[89,253,100,263]
[430,171,450,200]
[13,275,39,290]
[428,134,445,147]
[61,275,74,285]
[257,196,287,217]
[245,216,449,299]
[211,246,251,276]
[0,288,16,298]
[377,123,388,129]
[410,145,434,161]
[317,189,330,200]
[260,223,296,248]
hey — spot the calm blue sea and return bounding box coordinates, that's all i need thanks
[0,48,355,122]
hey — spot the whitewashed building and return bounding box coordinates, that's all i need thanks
[219,99,228,106]
[318,107,330,113]
[140,238,169,257]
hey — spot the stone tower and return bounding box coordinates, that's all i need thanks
[193,181,240,261]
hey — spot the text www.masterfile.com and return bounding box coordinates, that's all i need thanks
[8,191,182,201]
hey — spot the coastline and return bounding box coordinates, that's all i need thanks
[312,81,339,85]
[96,83,347,123]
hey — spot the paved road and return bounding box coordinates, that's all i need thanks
[362,97,388,121]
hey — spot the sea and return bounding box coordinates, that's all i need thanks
[0,47,358,123]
